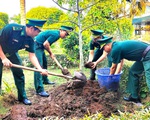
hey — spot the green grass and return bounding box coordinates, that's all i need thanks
[0,97,9,114]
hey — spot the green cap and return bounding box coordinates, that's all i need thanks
[98,37,113,48]
[91,30,104,36]
[60,26,74,35]
[27,19,46,28]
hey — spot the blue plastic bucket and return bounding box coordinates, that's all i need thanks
[95,68,122,91]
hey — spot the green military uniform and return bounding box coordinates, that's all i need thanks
[0,24,35,101]
[0,19,46,105]
[89,30,112,80]
[111,40,150,99]
[34,30,60,93]
[34,26,73,93]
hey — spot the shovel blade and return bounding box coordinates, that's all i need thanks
[62,68,72,76]
[66,71,87,89]
[73,71,87,81]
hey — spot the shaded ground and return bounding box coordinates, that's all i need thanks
[0,80,142,120]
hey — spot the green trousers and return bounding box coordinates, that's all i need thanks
[127,51,150,98]
[34,46,49,93]
[0,53,27,100]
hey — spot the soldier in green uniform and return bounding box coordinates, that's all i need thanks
[0,19,48,105]
[103,40,150,103]
[87,30,112,80]
[34,26,73,97]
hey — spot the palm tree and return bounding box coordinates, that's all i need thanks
[20,0,26,25]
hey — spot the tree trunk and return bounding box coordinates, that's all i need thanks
[77,0,84,71]
[78,23,83,71]
[20,0,26,25]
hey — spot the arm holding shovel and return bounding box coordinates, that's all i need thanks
[29,52,48,76]
[0,45,12,94]
[42,40,70,75]
[43,40,55,59]
[43,40,71,76]
[53,57,71,76]
[0,45,12,67]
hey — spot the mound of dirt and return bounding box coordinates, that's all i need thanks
[1,80,137,120]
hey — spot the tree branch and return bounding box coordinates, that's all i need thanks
[81,22,102,33]
[52,0,77,12]
[52,0,101,13]
[79,0,101,12]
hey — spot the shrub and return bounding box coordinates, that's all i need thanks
[0,12,8,25]
[21,54,78,69]
[0,19,5,30]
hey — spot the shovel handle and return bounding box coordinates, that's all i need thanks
[53,57,63,70]
[11,64,73,79]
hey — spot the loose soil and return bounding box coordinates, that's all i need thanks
[0,80,145,120]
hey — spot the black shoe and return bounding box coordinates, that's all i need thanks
[19,98,32,105]
[123,95,141,103]
[43,80,55,85]
[37,91,49,97]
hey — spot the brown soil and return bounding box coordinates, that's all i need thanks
[0,80,142,120]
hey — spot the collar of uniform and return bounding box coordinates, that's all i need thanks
[21,26,27,36]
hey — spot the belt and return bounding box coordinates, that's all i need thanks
[142,46,150,58]
[35,41,44,49]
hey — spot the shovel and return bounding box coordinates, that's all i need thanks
[53,57,71,76]
[11,64,87,81]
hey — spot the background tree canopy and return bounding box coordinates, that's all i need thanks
[0,12,8,29]
[26,6,66,29]
[24,1,134,63]
[0,0,140,65]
